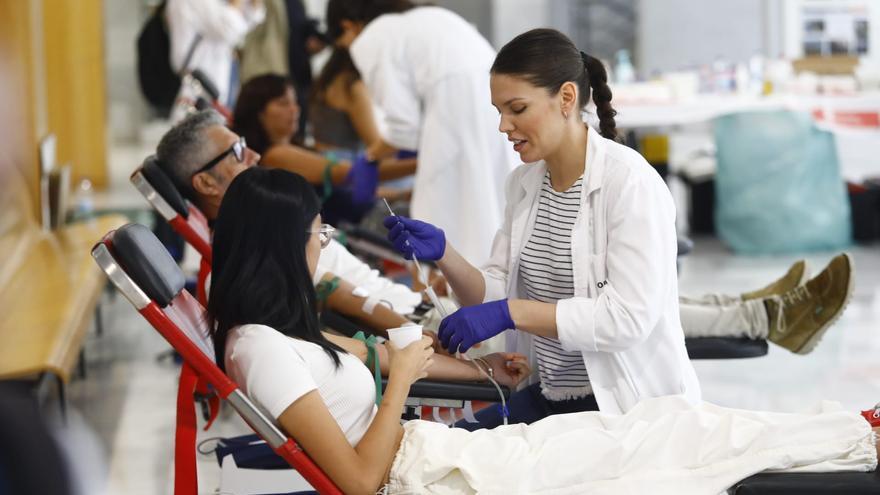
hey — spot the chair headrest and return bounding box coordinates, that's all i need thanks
[190,69,220,101]
[142,156,190,219]
[112,223,186,307]
[194,96,212,111]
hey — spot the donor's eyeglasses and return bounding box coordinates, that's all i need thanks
[193,136,247,175]
[308,224,335,249]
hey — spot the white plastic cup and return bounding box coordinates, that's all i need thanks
[387,324,424,348]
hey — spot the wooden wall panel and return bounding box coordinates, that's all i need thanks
[42,0,108,189]
[0,0,108,239]
[0,0,40,217]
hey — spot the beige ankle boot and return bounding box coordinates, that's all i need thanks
[765,254,853,354]
[742,259,810,301]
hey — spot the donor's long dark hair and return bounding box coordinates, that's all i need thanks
[208,167,345,369]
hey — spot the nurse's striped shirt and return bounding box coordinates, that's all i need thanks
[518,172,592,401]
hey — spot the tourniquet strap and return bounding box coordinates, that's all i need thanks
[315,276,340,302]
[321,158,340,203]
[353,331,383,405]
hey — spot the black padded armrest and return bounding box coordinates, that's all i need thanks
[685,337,768,360]
[677,236,694,256]
[112,223,185,307]
[323,311,512,402]
[382,378,511,402]
[320,310,362,338]
[341,225,439,269]
[732,470,880,494]
[343,225,396,252]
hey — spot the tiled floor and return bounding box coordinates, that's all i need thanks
[57,234,880,494]
[680,238,880,414]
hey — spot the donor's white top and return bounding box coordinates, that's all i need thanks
[225,324,377,446]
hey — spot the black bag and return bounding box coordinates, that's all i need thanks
[212,434,288,470]
[136,1,200,114]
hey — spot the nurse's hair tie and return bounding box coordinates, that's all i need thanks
[579,51,590,70]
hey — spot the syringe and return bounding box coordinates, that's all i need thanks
[382,198,448,318]
[382,199,508,424]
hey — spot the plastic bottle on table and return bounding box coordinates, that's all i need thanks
[615,50,636,85]
[74,178,95,222]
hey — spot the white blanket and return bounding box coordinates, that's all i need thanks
[387,396,876,494]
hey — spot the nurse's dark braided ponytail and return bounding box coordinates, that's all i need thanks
[580,51,618,141]
[492,28,620,141]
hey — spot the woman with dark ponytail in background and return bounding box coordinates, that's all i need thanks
[384,28,702,428]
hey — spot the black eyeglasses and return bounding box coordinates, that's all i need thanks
[193,136,247,175]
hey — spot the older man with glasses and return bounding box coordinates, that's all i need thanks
[157,112,260,221]
[152,110,425,340]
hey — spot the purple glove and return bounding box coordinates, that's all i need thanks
[395,149,418,160]
[346,154,379,206]
[382,215,446,260]
[438,299,515,353]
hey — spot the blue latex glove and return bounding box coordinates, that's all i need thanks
[382,215,446,260]
[438,299,515,353]
[346,154,379,206]
[395,149,418,160]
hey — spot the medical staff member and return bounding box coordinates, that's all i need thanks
[385,28,701,428]
[326,0,517,265]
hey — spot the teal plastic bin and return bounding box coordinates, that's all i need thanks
[714,110,851,254]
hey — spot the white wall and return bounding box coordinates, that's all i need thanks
[105,0,152,143]
[636,0,766,77]
[491,0,553,48]
[637,0,880,77]
[436,0,494,43]
[781,0,880,65]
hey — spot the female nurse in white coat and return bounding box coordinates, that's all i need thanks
[326,0,517,265]
[384,28,702,429]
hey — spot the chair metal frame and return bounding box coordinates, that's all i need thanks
[92,228,342,495]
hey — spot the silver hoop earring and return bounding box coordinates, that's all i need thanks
[563,110,569,119]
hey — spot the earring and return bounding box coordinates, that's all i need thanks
[563,110,569,119]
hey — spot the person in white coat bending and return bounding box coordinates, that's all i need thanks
[326,0,518,265]
[385,28,702,426]
[166,0,265,106]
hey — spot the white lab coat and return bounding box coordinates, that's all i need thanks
[349,7,518,265]
[166,0,264,104]
[481,125,702,415]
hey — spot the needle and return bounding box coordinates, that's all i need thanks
[383,200,504,423]
[382,198,448,317]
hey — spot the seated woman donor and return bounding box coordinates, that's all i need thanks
[232,73,416,225]
[209,166,878,495]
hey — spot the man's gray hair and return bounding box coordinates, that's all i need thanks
[155,110,226,201]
